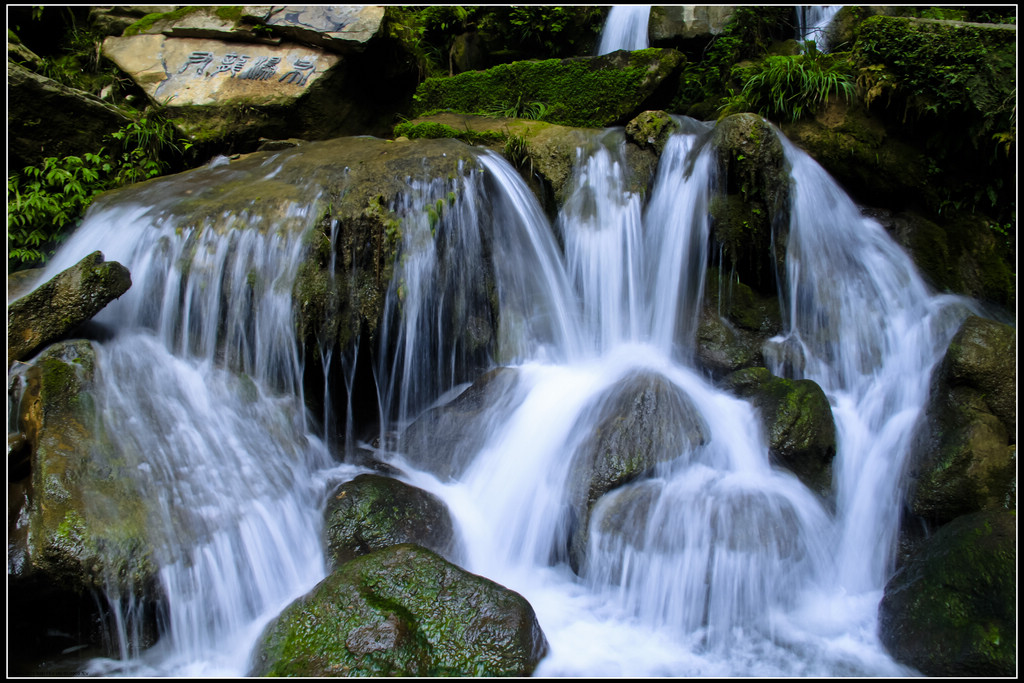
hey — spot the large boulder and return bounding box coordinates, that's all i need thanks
[103,6,414,147]
[249,543,548,676]
[649,6,736,47]
[7,340,161,662]
[324,474,458,568]
[878,509,1016,677]
[709,113,791,297]
[7,251,131,368]
[565,370,708,572]
[721,367,837,498]
[411,48,688,129]
[7,62,131,171]
[910,316,1016,525]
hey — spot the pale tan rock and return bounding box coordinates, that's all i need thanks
[103,34,340,106]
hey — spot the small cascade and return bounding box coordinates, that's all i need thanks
[597,6,651,55]
[26,154,352,676]
[797,5,842,51]
[18,112,980,677]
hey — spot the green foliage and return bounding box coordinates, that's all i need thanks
[8,115,193,269]
[671,6,796,117]
[412,49,685,128]
[392,121,504,146]
[481,96,549,121]
[723,49,855,123]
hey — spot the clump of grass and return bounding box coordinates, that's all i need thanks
[722,48,855,122]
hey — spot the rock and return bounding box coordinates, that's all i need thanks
[710,113,791,297]
[102,33,341,107]
[7,251,131,368]
[909,316,1016,525]
[7,62,131,171]
[397,367,522,481]
[721,367,837,498]
[249,544,548,677]
[649,6,736,45]
[10,339,159,600]
[696,268,783,378]
[878,509,1016,677]
[625,109,681,155]
[324,474,458,568]
[566,370,708,572]
[941,316,1015,436]
[411,48,688,129]
[259,6,386,53]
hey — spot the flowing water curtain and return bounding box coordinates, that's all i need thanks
[796,5,841,51]
[597,5,652,55]
[769,136,976,593]
[31,155,340,674]
[557,130,645,352]
[641,123,716,356]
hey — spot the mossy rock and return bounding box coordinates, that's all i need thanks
[411,48,687,129]
[910,315,1016,525]
[625,109,681,155]
[878,509,1016,677]
[7,251,131,368]
[721,367,837,498]
[709,113,790,297]
[14,340,157,598]
[249,544,548,677]
[324,474,458,568]
[566,370,708,572]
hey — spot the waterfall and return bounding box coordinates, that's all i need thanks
[797,5,842,51]
[597,6,651,55]
[19,116,975,676]
[25,154,358,676]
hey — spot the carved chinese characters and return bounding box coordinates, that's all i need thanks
[103,35,339,107]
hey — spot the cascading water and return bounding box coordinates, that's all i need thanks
[18,113,976,676]
[370,121,974,676]
[22,155,362,676]
[597,6,651,55]
[797,5,842,51]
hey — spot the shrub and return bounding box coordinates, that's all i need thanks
[8,115,192,269]
[722,49,855,122]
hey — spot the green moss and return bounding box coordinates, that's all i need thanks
[124,6,204,36]
[411,49,686,128]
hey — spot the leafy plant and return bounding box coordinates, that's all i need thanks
[723,49,855,122]
[482,96,549,121]
[8,114,193,269]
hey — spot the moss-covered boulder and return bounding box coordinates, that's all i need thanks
[721,367,836,498]
[566,370,708,572]
[625,109,681,155]
[8,339,159,614]
[7,62,131,171]
[696,267,783,378]
[7,251,131,368]
[249,543,548,677]
[910,316,1016,525]
[411,48,687,129]
[324,474,458,568]
[940,316,1016,436]
[878,509,1016,677]
[397,367,522,481]
[709,113,790,297]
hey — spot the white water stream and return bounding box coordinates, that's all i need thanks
[21,118,973,676]
[597,6,651,54]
